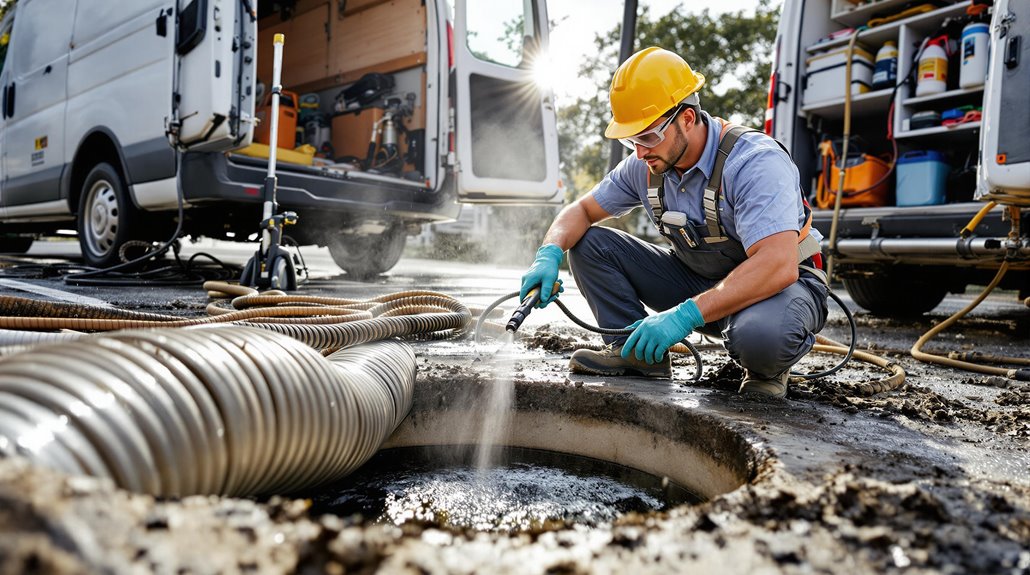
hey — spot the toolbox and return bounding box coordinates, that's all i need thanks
[909,110,942,130]
[803,46,874,105]
[331,107,384,162]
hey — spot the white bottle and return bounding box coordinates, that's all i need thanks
[916,36,949,97]
[960,22,990,89]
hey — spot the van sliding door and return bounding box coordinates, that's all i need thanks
[173,0,257,151]
[1,0,73,207]
[453,0,560,203]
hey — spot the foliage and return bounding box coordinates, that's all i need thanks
[557,1,780,200]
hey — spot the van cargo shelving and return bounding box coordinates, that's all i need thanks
[771,0,1029,314]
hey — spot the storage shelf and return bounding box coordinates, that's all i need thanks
[895,121,980,140]
[832,0,929,28]
[801,88,894,119]
[807,1,970,54]
[901,86,984,106]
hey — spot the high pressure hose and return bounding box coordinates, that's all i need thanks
[825,29,865,282]
[0,327,416,496]
[475,288,890,391]
[910,206,1030,381]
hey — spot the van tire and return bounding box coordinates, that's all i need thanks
[77,162,140,268]
[842,270,949,316]
[327,226,406,280]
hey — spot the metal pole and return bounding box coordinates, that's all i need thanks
[607,0,638,173]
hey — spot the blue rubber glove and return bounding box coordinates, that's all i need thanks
[622,299,705,364]
[519,243,565,309]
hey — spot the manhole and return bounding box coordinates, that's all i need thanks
[379,379,760,508]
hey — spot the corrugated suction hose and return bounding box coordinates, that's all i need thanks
[0,327,417,497]
[0,282,474,496]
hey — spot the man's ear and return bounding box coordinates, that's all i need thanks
[681,107,696,128]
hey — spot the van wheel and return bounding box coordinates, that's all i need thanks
[77,162,140,268]
[327,226,406,280]
[842,269,949,316]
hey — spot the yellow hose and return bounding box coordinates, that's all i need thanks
[910,207,1028,380]
[826,29,863,282]
[959,201,998,237]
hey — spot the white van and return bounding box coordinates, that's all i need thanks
[0,0,560,277]
[770,0,1028,314]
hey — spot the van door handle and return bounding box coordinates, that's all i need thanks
[4,82,14,119]
[156,8,168,37]
[1006,36,1021,69]
[44,65,52,75]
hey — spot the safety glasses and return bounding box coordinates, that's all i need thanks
[619,104,684,151]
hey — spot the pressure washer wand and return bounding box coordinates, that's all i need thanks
[240,33,299,291]
[506,282,561,333]
[506,289,542,333]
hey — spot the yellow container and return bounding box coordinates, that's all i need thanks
[234,142,315,166]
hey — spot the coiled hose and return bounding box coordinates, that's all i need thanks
[0,282,474,496]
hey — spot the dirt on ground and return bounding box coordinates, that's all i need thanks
[1,306,1028,574]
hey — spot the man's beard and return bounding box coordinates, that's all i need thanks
[642,134,688,175]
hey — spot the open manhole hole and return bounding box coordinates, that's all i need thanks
[314,378,762,532]
[309,445,702,533]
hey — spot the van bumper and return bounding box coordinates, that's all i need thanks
[179,152,461,223]
[811,203,1015,239]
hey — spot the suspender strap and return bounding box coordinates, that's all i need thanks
[646,170,665,231]
[703,123,752,243]
[647,118,820,273]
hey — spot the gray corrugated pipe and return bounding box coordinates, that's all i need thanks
[0,326,416,497]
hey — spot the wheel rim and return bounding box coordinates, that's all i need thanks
[83,179,120,258]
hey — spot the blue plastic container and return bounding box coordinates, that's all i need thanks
[896,150,949,206]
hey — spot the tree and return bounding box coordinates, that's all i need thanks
[558,1,780,199]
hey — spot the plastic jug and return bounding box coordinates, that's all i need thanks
[872,41,898,90]
[960,23,990,89]
[916,36,949,97]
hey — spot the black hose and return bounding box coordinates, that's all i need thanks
[475,291,704,383]
[477,285,859,384]
[791,287,857,380]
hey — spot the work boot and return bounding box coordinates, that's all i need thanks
[739,369,789,398]
[568,345,672,378]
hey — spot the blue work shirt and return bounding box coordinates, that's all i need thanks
[590,111,822,252]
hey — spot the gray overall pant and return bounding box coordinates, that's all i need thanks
[567,226,828,378]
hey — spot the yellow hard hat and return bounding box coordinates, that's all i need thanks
[604,47,706,140]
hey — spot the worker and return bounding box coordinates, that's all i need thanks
[519,47,828,398]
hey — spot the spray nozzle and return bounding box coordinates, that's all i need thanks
[505,283,560,334]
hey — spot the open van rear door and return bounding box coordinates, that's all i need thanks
[173,0,257,151]
[453,0,561,203]
[979,0,1030,204]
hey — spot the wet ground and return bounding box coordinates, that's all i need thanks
[0,240,1028,574]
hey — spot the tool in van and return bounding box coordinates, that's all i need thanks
[241,33,300,291]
